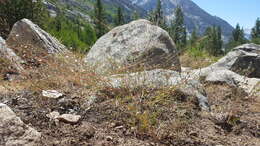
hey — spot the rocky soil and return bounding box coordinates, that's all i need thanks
[0,19,259,146]
[0,83,259,145]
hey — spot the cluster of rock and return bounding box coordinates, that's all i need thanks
[0,19,68,144]
[85,19,260,110]
[85,20,209,110]
[187,44,260,95]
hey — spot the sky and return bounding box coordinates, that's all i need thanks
[193,0,260,29]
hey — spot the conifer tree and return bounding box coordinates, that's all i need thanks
[170,6,187,49]
[54,10,63,32]
[84,23,97,47]
[251,18,260,44]
[76,15,81,40]
[189,27,198,48]
[216,26,223,53]
[132,11,140,21]
[251,18,260,38]
[115,7,124,26]
[232,24,245,42]
[94,0,107,38]
[226,23,246,51]
[148,0,165,28]
[0,0,46,37]
[204,26,223,56]
[155,0,163,26]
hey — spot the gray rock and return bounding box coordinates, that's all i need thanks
[57,114,81,124]
[0,103,41,146]
[0,36,24,71]
[107,69,182,88]
[183,44,260,96]
[47,111,81,124]
[46,111,60,125]
[210,43,260,78]
[3,72,22,81]
[85,19,180,73]
[42,90,63,99]
[185,67,260,96]
[106,69,210,110]
[205,69,260,96]
[186,68,260,97]
[46,111,60,120]
[7,19,66,54]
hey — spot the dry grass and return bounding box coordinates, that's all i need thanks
[0,43,108,98]
[0,57,12,78]
[99,86,200,142]
[180,52,221,69]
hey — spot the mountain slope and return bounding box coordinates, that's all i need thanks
[131,0,234,39]
[103,0,147,17]
[45,0,234,40]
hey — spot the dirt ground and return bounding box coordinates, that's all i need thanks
[0,83,259,146]
[0,46,259,145]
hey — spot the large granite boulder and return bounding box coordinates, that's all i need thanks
[0,36,24,72]
[0,103,41,146]
[6,19,66,54]
[210,43,260,78]
[106,69,209,110]
[85,19,180,73]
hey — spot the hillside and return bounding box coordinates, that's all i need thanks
[45,0,234,39]
[0,18,259,145]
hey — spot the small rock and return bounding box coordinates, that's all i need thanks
[46,111,81,124]
[211,112,229,124]
[46,111,60,125]
[106,136,113,141]
[57,114,81,124]
[108,122,116,128]
[4,72,21,81]
[46,111,60,120]
[189,131,198,137]
[115,125,124,129]
[42,90,63,99]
